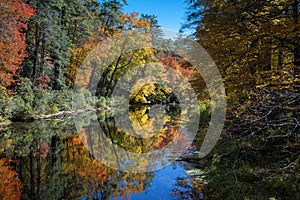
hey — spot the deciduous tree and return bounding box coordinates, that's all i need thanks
[0,0,34,91]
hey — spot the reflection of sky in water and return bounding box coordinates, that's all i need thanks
[81,164,188,200]
[128,164,188,200]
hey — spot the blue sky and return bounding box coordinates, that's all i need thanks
[123,0,187,33]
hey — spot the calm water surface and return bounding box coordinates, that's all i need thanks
[0,107,203,199]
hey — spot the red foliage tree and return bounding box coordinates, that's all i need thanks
[162,56,194,79]
[0,0,34,90]
[35,75,51,92]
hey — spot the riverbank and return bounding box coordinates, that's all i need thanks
[0,120,11,127]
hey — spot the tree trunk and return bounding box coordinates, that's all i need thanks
[293,0,300,79]
[53,63,61,90]
[41,26,46,76]
[36,153,41,195]
[29,151,35,199]
[32,22,40,80]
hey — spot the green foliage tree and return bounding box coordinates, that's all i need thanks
[22,0,102,90]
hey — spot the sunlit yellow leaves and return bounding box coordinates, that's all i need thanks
[130,83,155,103]
[67,11,154,88]
[120,12,151,30]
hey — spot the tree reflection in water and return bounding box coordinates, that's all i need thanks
[0,100,192,199]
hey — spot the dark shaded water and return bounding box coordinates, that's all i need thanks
[0,107,204,200]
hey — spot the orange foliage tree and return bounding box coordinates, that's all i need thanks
[0,0,34,90]
[0,158,23,200]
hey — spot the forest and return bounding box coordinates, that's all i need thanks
[0,0,299,199]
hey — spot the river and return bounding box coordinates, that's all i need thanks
[0,106,205,200]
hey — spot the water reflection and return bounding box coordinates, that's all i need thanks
[74,102,195,173]
[0,158,22,199]
[0,105,197,199]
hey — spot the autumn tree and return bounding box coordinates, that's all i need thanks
[0,0,34,91]
[184,0,299,98]
[182,0,300,198]
[66,0,129,86]
[71,12,154,96]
